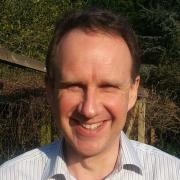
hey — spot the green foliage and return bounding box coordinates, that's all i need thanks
[135,5,179,65]
[86,0,179,65]
[0,0,86,61]
[155,131,180,158]
[1,0,179,65]
[87,0,135,14]
[0,0,179,159]
[145,63,180,104]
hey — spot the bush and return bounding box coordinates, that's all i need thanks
[145,88,180,157]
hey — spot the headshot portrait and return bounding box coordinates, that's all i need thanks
[0,1,179,180]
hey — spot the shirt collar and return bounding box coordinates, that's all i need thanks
[43,131,143,179]
[42,138,71,180]
[120,131,143,175]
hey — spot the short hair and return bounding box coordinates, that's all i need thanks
[45,8,141,82]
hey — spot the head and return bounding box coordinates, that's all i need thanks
[46,8,141,84]
[45,8,140,158]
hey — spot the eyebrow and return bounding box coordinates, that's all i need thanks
[98,80,131,87]
[55,80,85,88]
[55,79,131,88]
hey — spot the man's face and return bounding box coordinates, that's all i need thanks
[47,29,139,157]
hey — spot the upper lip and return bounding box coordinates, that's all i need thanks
[81,121,104,125]
[71,117,108,125]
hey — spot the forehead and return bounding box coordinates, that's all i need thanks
[56,29,132,59]
[55,29,132,80]
[58,28,129,53]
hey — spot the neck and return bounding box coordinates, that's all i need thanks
[64,138,120,180]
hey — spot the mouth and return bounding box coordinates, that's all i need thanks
[81,121,103,130]
[70,118,109,137]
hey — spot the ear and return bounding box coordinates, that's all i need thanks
[128,76,140,111]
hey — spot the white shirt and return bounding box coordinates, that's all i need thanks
[0,131,179,180]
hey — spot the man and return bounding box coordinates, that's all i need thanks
[0,8,179,180]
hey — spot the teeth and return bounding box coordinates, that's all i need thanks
[81,122,103,130]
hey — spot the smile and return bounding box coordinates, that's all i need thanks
[72,119,109,138]
[81,122,103,130]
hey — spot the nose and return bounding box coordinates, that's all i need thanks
[78,88,98,119]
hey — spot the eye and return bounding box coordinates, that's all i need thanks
[67,84,81,90]
[100,84,119,92]
[59,82,84,92]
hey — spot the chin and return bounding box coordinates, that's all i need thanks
[73,139,109,158]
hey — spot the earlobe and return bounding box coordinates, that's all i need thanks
[128,76,140,111]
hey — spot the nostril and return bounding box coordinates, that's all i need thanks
[71,109,87,123]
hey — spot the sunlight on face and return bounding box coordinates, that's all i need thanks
[47,29,139,157]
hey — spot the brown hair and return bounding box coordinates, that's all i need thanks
[46,7,141,82]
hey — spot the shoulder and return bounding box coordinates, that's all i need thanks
[131,140,179,161]
[131,140,180,178]
[0,140,60,179]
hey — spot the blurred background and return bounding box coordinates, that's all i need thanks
[0,0,179,164]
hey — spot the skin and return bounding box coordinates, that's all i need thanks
[46,29,140,180]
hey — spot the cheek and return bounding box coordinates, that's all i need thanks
[55,91,81,117]
[53,92,80,133]
[103,94,129,118]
